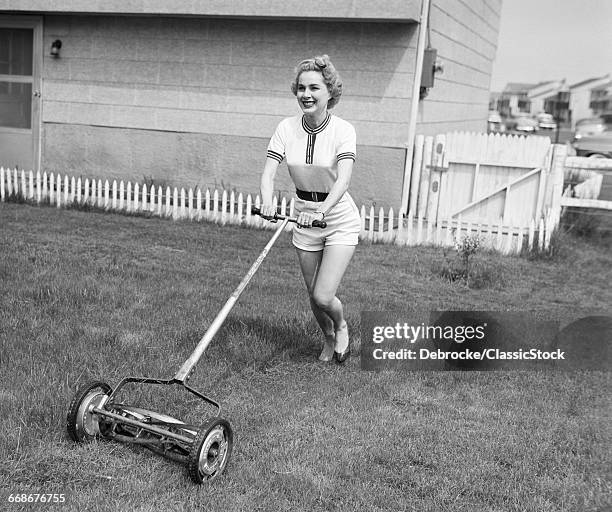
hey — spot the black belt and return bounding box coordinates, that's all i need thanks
[296,189,328,202]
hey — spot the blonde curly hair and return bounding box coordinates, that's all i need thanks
[290,54,343,109]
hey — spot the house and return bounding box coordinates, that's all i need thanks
[569,74,610,128]
[0,0,502,209]
[527,80,570,124]
[496,80,570,124]
[589,80,612,117]
[496,83,536,118]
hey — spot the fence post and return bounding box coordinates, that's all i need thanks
[237,192,243,224]
[516,227,525,254]
[6,168,12,197]
[125,182,131,212]
[119,181,124,210]
[110,180,117,210]
[406,210,414,245]
[173,187,179,219]
[64,175,69,206]
[212,189,219,221]
[55,174,61,208]
[416,214,424,244]
[150,184,157,213]
[425,216,433,244]
[165,186,171,217]
[386,207,394,243]
[195,188,201,221]
[441,217,449,247]
[548,144,568,230]
[0,167,5,201]
[40,171,46,203]
[395,211,406,245]
[188,188,195,220]
[230,191,236,223]
[495,217,503,251]
[246,194,253,225]
[504,225,514,254]
[408,135,425,217]
[204,189,211,219]
[29,170,34,200]
[221,189,228,224]
[96,179,102,208]
[180,188,186,219]
[426,134,446,224]
[90,177,96,207]
[418,136,434,219]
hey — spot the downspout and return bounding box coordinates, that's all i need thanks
[399,0,431,215]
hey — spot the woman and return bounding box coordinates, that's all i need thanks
[260,55,361,363]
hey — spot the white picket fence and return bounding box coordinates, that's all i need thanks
[0,167,553,254]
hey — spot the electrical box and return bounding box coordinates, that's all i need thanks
[421,48,437,89]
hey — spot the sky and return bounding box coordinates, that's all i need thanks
[490,0,612,91]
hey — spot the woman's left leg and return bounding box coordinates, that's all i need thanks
[310,245,356,354]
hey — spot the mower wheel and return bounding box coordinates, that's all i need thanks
[187,417,233,484]
[66,380,112,442]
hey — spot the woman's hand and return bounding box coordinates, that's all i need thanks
[296,211,324,228]
[260,204,278,222]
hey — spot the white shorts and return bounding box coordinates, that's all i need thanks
[292,193,361,252]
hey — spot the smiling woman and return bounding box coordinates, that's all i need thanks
[259,55,360,364]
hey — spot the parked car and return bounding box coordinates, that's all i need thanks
[572,129,612,158]
[572,116,607,142]
[487,110,505,133]
[536,112,557,131]
[571,113,612,158]
[515,115,538,133]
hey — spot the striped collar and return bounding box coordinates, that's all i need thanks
[302,113,331,134]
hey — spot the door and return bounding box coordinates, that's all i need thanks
[0,16,42,172]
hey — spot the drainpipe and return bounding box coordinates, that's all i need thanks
[399,0,431,215]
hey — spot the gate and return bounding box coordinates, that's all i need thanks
[407,132,566,230]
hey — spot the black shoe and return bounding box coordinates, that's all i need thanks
[334,323,350,364]
[334,347,350,364]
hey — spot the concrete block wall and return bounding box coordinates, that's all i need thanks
[42,15,416,207]
[37,3,502,209]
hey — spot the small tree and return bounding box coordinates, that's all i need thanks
[454,233,481,286]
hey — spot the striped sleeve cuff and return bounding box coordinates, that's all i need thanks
[267,150,284,163]
[337,152,356,162]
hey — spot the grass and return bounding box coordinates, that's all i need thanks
[0,202,610,512]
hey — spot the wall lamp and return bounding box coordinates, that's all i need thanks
[50,39,62,57]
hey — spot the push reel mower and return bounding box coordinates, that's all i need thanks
[66,207,325,483]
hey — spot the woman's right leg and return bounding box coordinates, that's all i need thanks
[295,248,336,360]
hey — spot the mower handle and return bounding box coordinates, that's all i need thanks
[251,206,327,228]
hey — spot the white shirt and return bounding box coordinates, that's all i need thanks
[267,113,356,193]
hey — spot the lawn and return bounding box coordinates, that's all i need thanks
[0,202,610,512]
